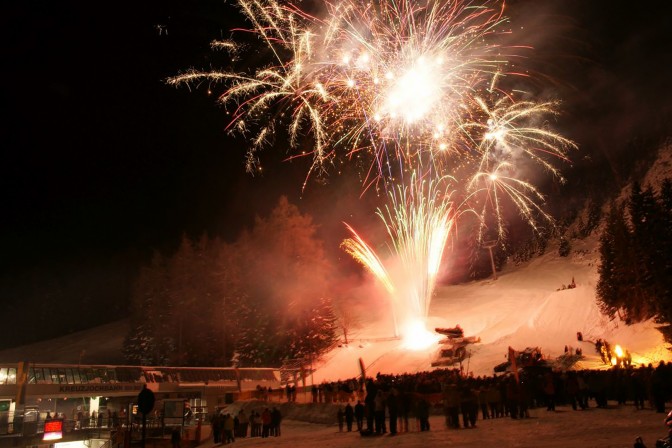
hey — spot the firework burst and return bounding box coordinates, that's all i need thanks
[168,0,512,181]
[168,0,573,226]
[170,0,576,345]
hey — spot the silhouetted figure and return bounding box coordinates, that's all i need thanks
[344,403,354,432]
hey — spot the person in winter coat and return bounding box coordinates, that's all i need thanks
[236,409,248,438]
[271,407,282,436]
[443,383,461,429]
[261,408,272,438]
[354,400,365,432]
[460,380,479,428]
[543,371,556,411]
[211,412,222,444]
[374,391,386,434]
[337,407,345,432]
[506,376,520,419]
[171,428,181,448]
[223,413,235,444]
[250,411,261,437]
[417,397,431,431]
[387,388,398,435]
[477,383,490,420]
[565,371,580,411]
[486,380,503,418]
[344,402,354,432]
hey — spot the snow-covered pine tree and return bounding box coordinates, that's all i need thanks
[596,201,631,319]
[558,236,571,257]
[287,297,339,361]
[628,182,659,320]
[657,179,672,341]
[234,299,279,366]
[233,196,334,366]
[123,252,174,365]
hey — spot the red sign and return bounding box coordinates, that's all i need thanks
[43,419,64,441]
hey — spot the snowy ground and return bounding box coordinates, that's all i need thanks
[311,236,671,382]
[196,403,670,448]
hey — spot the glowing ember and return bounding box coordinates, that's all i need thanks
[401,319,441,351]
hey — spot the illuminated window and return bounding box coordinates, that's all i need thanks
[34,368,45,383]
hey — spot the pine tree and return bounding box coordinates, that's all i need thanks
[170,234,243,366]
[558,236,571,257]
[653,179,672,341]
[596,202,621,317]
[167,234,199,365]
[125,196,338,367]
[596,202,636,319]
[234,196,334,366]
[628,183,658,320]
[235,298,279,366]
[210,239,245,366]
[578,197,602,238]
[287,297,339,361]
[123,252,174,365]
[595,179,672,340]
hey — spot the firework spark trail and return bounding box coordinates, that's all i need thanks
[341,223,395,297]
[467,161,553,241]
[472,97,576,177]
[378,174,456,321]
[340,223,399,335]
[342,173,456,338]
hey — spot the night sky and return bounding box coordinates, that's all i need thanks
[1,0,671,347]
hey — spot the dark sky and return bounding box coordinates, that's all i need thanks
[1,0,671,345]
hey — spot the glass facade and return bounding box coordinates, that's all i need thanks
[15,364,276,385]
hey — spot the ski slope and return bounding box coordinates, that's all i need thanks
[312,236,671,382]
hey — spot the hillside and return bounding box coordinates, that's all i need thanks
[0,319,128,365]
[310,234,671,382]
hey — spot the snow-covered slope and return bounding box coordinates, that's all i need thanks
[0,319,128,365]
[311,236,671,382]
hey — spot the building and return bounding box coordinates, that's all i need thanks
[0,362,280,447]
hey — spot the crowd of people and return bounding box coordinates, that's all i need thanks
[210,360,670,443]
[210,407,282,444]
[320,360,672,435]
[253,383,298,402]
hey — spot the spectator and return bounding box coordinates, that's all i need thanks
[344,402,354,432]
[417,397,430,431]
[354,400,365,432]
[171,428,181,448]
[336,406,345,432]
